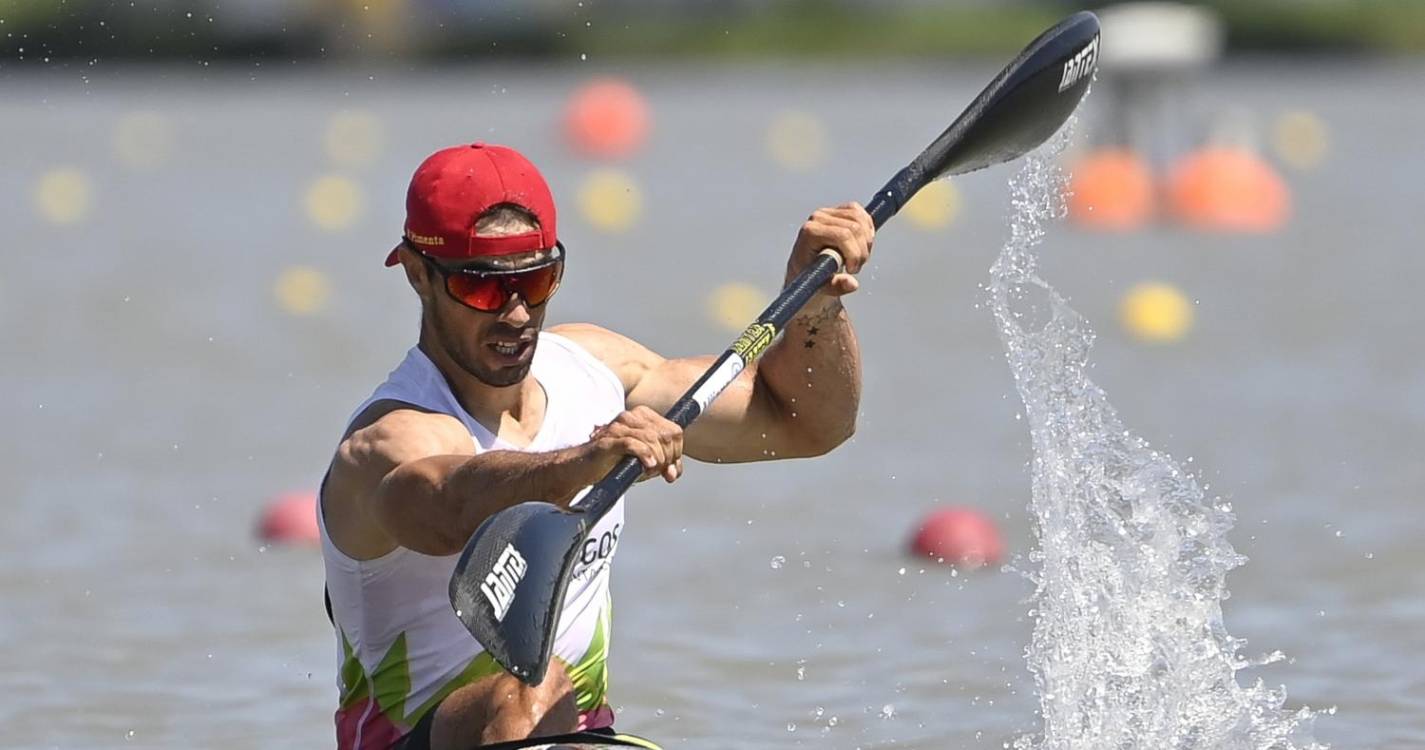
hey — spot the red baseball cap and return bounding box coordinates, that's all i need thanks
[385,142,558,266]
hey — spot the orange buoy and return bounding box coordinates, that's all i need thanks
[1164,147,1289,233]
[909,507,1004,569]
[1067,148,1156,230]
[257,490,320,546]
[562,78,650,159]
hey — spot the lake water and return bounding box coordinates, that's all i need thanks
[3,60,1422,749]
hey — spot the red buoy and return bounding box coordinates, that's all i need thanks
[1067,147,1156,231]
[257,490,320,546]
[1165,147,1290,233]
[562,78,650,159]
[909,507,1004,569]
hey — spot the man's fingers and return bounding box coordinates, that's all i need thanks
[621,438,656,469]
[822,204,874,243]
[665,458,685,483]
[805,213,872,274]
[830,273,859,295]
[601,407,685,481]
[662,422,684,461]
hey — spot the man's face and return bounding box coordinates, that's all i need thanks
[410,247,557,388]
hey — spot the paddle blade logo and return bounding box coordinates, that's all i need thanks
[1057,35,1099,93]
[480,544,528,622]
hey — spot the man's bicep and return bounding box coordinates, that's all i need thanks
[631,356,796,463]
[624,353,715,412]
[555,323,797,462]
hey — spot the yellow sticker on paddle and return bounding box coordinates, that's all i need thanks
[730,322,777,361]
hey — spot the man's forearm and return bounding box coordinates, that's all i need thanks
[756,295,862,454]
[378,446,597,556]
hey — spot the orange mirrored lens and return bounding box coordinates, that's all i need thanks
[446,274,506,311]
[444,261,562,312]
[506,263,562,306]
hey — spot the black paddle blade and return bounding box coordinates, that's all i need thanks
[449,501,589,685]
[931,10,1099,178]
[865,12,1099,227]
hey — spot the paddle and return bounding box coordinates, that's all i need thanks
[450,10,1101,685]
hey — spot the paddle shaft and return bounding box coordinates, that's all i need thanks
[576,179,911,521]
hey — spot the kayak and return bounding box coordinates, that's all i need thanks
[478,731,661,750]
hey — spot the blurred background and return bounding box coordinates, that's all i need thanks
[3,1,1423,748]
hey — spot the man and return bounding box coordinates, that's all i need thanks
[320,142,871,750]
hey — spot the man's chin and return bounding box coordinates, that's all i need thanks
[476,363,531,388]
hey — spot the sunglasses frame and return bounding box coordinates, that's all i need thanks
[416,241,566,312]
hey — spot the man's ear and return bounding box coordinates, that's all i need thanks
[397,244,435,302]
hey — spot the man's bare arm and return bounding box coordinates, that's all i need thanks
[324,405,681,559]
[555,310,859,464]
[551,203,870,464]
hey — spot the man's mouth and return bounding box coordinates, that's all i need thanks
[487,339,533,359]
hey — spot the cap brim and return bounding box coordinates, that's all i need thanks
[384,245,401,267]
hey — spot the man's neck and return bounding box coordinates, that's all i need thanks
[417,336,542,437]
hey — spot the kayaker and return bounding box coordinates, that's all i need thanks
[319,142,870,750]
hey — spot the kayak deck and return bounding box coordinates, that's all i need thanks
[478,731,661,750]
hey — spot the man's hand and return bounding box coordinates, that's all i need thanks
[585,406,684,483]
[785,202,875,297]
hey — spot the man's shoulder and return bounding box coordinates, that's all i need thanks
[548,323,660,393]
[547,322,626,351]
[335,400,471,476]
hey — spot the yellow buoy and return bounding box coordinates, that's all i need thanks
[706,282,768,333]
[577,169,642,233]
[1120,282,1193,343]
[305,175,363,231]
[113,111,174,170]
[902,179,961,230]
[1271,110,1329,171]
[765,111,828,172]
[34,168,93,225]
[325,110,385,168]
[273,266,332,316]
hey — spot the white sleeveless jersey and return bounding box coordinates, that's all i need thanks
[320,332,627,750]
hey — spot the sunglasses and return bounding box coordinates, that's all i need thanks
[419,242,565,313]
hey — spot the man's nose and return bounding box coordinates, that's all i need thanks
[496,292,532,326]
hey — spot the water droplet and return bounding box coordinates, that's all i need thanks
[786,722,797,732]
[770,555,786,569]
[879,704,895,719]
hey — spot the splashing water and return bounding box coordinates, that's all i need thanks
[990,126,1326,750]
